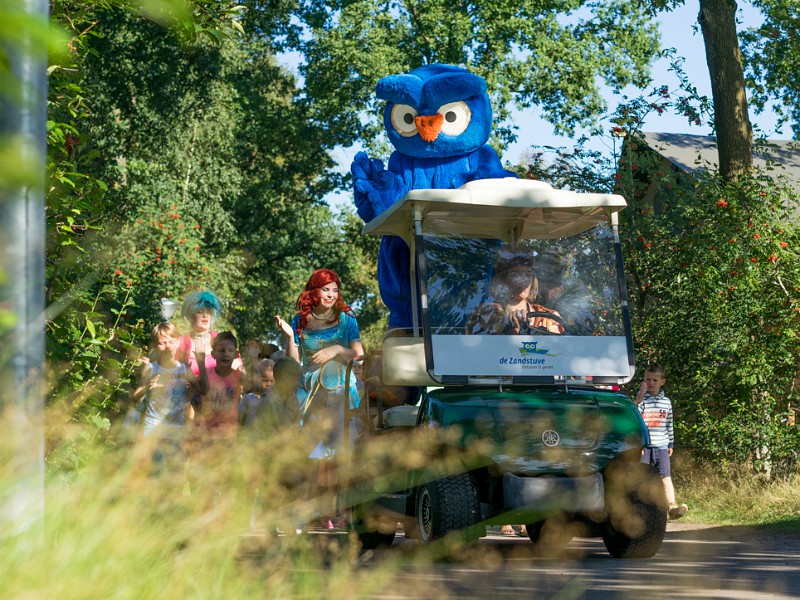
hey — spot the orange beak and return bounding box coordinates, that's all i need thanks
[415,113,443,142]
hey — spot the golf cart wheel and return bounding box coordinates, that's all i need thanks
[525,516,574,547]
[601,462,667,558]
[415,471,480,543]
[345,502,397,550]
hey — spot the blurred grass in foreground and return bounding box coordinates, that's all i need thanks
[0,415,413,600]
[0,412,492,599]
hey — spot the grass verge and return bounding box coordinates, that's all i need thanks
[676,466,800,533]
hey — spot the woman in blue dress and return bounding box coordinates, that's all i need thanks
[276,268,364,479]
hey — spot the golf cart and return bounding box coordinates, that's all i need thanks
[344,178,667,558]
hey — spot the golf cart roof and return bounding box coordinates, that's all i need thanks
[362,179,627,243]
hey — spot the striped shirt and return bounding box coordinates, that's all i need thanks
[637,390,674,449]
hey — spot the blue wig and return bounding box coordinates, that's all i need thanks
[181,290,222,323]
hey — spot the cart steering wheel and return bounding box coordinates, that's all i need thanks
[523,311,570,336]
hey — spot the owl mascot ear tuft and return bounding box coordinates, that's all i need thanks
[419,70,487,104]
[376,74,423,106]
[351,63,517,330]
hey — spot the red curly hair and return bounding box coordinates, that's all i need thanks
[294,269,353,333]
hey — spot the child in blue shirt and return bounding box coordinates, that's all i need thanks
[134,322,208,467]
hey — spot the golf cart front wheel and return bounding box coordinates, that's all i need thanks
[601,462,667,558]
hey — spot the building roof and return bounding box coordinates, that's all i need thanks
[635,132,800,193]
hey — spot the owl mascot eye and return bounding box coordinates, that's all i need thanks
[351,64,517,329]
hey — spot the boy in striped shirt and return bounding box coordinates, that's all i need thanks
[635,363,688,520]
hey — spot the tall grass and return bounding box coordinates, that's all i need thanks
[6,409,800,598]
[0,410,492,599]
[0,417,422,600]
[676,464,800,532]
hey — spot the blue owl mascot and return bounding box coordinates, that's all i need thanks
[351,64,516,330]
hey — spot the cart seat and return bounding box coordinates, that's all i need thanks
[382,332,437,387]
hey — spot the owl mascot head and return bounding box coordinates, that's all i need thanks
[352,64,516,330]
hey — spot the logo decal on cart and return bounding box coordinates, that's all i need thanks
[519,341,559,357]
[542,430,560,447]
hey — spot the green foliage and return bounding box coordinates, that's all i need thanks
[287,0,661,152]
[38,0,387,435]
[76,8,374,344]
[741,0,800,138]
[45,282,146,423]
[620,165,800,476]
[42,1,252,427]
[113,204,222,305]
[601,79,800,475]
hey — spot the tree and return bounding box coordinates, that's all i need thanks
[740,0,800,138]
[73,6,364,332]
[622,164,800,476]
[47,0,386,399]
[42,1,374,427]
[280,0,662,153]
[528,123,800,476]
[698,0,754,180]
[43,1,255,424]
[642,0,756,180]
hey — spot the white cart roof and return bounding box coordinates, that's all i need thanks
[362,179,627,242]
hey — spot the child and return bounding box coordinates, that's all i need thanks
[239,358,276,428]
[261,357,302,432]
[194,331,242,442]
[634,362,688,520]
[133,322,208,465]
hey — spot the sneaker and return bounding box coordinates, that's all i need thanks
[668,503,688,520]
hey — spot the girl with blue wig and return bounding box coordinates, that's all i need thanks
[177,290,223,381]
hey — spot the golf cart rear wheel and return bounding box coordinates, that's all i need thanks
[346,489,397,550]
[347,506,397,550]
[415,471,480,543]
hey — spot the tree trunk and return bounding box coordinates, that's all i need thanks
[698,0,753,181]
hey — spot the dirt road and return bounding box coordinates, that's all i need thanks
[368,522,800,599]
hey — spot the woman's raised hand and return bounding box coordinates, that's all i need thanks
[194,334,211,354]
[275,315,293,338]
[193,350,206,367]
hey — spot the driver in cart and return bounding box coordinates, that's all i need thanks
[465,248,565,336]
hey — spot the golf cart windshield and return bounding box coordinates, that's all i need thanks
[364,179,635,385]
[425,227,622,337]
[422,225,630,380]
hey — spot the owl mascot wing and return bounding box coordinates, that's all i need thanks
[351,64,517,329]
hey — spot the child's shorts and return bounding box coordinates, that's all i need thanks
[641,447,671,477]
